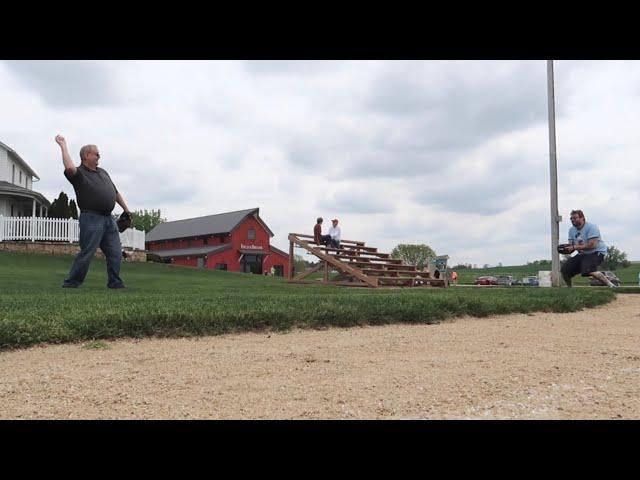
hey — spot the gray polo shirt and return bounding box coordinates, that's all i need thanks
[64,164,118,214]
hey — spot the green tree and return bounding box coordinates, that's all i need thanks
[68,199,78,219]
[48,191,72,218]
[528,259,551,267]
[603,245,630,270]
[131,209,167,232]
[293,254,307,274]
[48,198,58,217]
[390,244,436,268]
[452,264,471,270]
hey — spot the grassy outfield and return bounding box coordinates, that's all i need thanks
[456,262,640,286]
[0,251,619,350]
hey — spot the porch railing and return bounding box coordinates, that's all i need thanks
[0,216,145,250]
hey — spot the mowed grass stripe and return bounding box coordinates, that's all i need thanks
[456,262,640,286]
[0,251,616,350]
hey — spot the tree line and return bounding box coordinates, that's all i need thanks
[47,192,166,232]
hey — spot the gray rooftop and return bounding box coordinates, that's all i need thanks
[146,208,274,242]
[269,245,289,257]
[149,244,232,259]
[0,140,40,179]
[0,181,50,206]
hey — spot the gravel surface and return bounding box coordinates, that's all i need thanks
[1,295,639,419]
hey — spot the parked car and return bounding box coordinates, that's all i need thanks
[474,276,499,286]
[496,275,515,286]
[520,276,539,287]
[589,271,621,286]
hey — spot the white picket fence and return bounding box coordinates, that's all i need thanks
[0,216,146,250]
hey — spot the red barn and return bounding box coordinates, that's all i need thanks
[145,208,289,276]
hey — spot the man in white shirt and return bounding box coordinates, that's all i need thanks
[328,218,341,249]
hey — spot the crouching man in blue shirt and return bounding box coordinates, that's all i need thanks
[560,209,616,288]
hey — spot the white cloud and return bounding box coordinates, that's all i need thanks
[1,60,637,266]
[3,61,120,108]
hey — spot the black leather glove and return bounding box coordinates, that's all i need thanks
[557,243,574,255]
[117,211,133,233]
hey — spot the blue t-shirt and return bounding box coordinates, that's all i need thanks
[568,221,607,255]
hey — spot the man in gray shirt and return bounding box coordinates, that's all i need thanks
[55,135,131,289]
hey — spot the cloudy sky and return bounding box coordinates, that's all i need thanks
[1,60,638,266]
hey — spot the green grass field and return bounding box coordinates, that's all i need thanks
[0,251,625,350]
[456,262,640,286]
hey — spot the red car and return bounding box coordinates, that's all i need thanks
[474,275,499,286]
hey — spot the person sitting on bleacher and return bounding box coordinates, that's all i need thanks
[314,217,332,246]
[328,218,342,250]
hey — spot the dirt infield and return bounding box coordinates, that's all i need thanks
[1,295,639,419]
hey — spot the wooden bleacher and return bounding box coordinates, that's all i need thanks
[287,233,447,288]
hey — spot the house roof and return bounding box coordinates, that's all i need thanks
[149,244,233,259]
[146,208,274,242]
[269,245,289,258]
[0,181,50,207]
[0,140,40,180]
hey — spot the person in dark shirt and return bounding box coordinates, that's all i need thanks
[313,217,331,246]
[55,134,131,289]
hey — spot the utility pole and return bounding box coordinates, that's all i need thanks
[547,60,561,286]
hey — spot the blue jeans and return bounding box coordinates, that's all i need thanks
[319,234,332,246]
[63,212,124,288]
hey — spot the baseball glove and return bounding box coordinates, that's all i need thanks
[557,243,574,255]
[117,212,133,233]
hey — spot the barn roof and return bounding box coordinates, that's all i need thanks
[149,244,233,259]
[146,208,274,242]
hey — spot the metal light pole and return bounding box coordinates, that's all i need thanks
[547,60,561,286]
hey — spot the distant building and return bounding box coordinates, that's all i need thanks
[0,140,50,217]
[145,207,289,275]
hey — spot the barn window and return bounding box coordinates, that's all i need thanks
[215,263,228,271]
[248,228,256,240]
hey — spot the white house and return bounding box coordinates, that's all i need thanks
[0,140,50,217]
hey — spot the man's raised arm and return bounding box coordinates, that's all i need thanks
[55,134,77,176]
